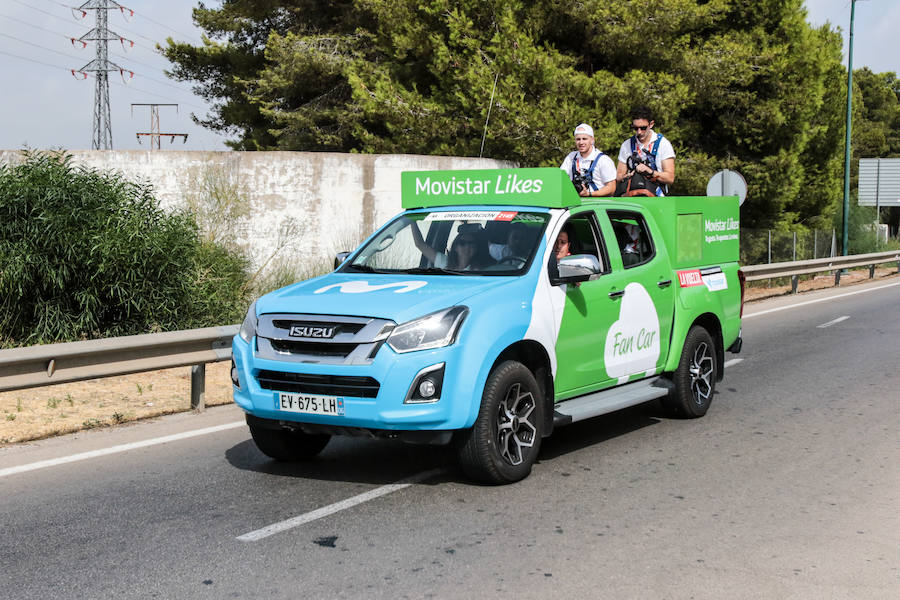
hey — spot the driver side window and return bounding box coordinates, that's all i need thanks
[555,213,609,272]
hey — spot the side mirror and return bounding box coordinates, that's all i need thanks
[551,254,601,285]
[333,251,351,269]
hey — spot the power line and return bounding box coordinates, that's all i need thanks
[0,31,86,63]
[0,46,73,72]
[12,0,168,56]
[39,0,202,43]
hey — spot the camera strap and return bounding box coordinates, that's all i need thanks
[629,134,666,195]
[571,151,602,191]
[630,134,663,171]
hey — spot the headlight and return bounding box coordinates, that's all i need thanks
[238,301,258,343]
[387,306,468,353]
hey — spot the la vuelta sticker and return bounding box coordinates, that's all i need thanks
[677,270,703,287]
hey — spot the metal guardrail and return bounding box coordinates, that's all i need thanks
[741,249,900,293]
[0,325,238,408]
[1,250,899,404]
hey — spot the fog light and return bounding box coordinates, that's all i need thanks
[418,379,436,399]
[405,363,445,404]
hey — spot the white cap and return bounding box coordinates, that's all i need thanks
[574,123,594,137]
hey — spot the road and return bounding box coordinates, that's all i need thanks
[1,279,899,599]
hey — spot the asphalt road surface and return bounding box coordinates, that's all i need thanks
[2,279,898,599]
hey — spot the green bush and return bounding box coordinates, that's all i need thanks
[0,151,251,347]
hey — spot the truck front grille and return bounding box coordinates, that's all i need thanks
[255,313,394,365]
[269,340,360,358]
[257,371,380,398]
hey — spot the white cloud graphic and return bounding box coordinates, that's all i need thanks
[603,282,660,381]
[313,280,428,294]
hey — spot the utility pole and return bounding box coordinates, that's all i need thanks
[132,104,188,149]
[841,0,857,256]
[73,1,134,150]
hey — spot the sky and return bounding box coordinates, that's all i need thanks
[0,0,897,152]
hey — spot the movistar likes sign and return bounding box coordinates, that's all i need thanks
[415,172,545,196]
[401,168,577,208]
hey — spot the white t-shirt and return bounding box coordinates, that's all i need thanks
[617,132,675,171]
[560,147,616,191]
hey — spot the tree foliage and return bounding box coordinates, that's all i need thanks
[0,151,251,347]
[165,0,895,231]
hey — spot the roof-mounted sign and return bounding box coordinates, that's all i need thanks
[401,167,581,209]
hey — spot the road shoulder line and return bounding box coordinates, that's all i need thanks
[0,421,244,478]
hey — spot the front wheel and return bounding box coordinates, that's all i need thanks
[664,325,716,418]
[457,361,543,484]
[249,423,331,461]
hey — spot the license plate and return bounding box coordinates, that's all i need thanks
[276,392,345,416]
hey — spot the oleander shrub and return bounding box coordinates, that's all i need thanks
[0,150,251,347]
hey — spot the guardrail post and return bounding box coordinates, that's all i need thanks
[791,275,799,294]
[834,269,841,286]
[191,364,206,411]
[869,265,876,279]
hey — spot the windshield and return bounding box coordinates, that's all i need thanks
[342,210,550,275]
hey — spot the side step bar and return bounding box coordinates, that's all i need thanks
[553,376,673,428]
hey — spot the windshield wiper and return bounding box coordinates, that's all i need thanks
[343,264,390,274]
[405,267,463,276]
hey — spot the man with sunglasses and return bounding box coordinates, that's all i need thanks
[615,106,675,196]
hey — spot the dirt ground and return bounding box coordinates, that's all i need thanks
[0,362,234,445]
[2,267,897,445]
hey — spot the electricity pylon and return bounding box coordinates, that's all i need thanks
[74,1,134,150]
[132,104,188,150]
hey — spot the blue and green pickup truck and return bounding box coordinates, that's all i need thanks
[231,167,744,483]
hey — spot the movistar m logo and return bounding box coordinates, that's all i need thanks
[313,280,428,294]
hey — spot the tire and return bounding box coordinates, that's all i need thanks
[457,361,543,484]
[664,325,716,418]
[249,423,330,461]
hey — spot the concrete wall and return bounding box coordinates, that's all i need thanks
[0,150,514,275]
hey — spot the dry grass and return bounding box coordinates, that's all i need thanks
[744,266,899,302]
[0,362,233,445]
[2,266,897,446]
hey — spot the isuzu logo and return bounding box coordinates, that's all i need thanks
[288,325,337,339]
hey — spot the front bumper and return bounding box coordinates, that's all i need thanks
[231,335,481,432]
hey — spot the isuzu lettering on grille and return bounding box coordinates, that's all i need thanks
[289,325,336,338]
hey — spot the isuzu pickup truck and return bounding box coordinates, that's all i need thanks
[231,167,744,483]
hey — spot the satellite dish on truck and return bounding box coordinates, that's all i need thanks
[707,169,747,206]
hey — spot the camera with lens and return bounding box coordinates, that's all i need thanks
[571,171,589,194]
[626,153,651,173]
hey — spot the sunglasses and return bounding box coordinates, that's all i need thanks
[631,125,650,132]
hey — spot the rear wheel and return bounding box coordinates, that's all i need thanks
[457,361,543,484]
[249,423,330,461]
[664,325,716,418]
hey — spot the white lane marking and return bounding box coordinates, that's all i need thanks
[817,315,850,328]
[743,280,900,319]
[723,358,743,368]
[237,468,445,542]
[0,421,245,479]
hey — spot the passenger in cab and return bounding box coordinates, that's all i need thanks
[411,223,491,270]
[560,123,616,198]
[489,222,534,262]
[554,222,577,261]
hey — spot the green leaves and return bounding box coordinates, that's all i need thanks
[163,0,898,234]
[0,151,250,347]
